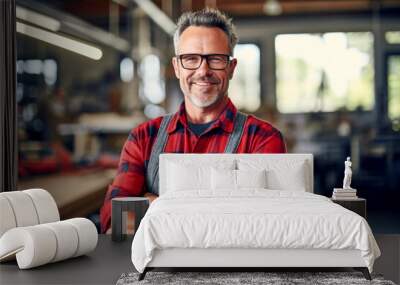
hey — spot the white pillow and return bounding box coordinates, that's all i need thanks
[237,169,267,189]
[266,163,306,191]
[238,159,308,191]
[211,169,267,190]
[167,162,209,191]
[211,168,236,190]
[167,160,235,192]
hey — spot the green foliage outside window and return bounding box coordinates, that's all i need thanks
[388,56,400,131]
[275,32,374,113]
[385,31,400,44]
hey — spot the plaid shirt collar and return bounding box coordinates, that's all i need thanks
[167,97,237,134]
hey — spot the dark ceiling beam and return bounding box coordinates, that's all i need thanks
[156,0,400,16]
[217,1,376,16]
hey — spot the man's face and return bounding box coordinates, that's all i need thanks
[172,26,237,109]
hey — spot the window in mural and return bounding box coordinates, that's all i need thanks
[229,43,261,112]
[275,32,374,113]
[386,31,400,44]
[388,55,400,131]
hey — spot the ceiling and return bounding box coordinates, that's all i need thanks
[33,0,400,20]
[19,0,400,37]
[161,0,400,17]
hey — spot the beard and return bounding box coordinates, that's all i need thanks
[187,76,223,108]
[187,90,221,108]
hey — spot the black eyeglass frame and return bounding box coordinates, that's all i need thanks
[177,53,232,70]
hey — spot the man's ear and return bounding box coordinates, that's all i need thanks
[172,56,180,79]
[228,58,237,80]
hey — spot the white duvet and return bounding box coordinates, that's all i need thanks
[131,189,380,273]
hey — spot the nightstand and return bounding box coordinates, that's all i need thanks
[111,197,149,242]
[331,197,366,219]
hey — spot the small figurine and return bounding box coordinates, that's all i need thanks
[333,157,357,199]
[342,157,353,189]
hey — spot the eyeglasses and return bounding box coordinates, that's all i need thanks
[178,54,231,70]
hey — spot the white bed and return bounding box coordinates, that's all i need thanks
[131,154,380,280]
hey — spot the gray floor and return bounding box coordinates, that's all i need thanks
[367,211,400,284]
[0,235,134,285]
[0,235,399,285]
[374,235,400,285]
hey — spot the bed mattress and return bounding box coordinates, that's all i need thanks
[131,189,380,273]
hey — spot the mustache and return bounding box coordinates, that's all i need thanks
[189,76,220,84]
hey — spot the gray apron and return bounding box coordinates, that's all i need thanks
[145,112,247,195]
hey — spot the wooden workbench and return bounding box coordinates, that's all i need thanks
[17,169,116,219]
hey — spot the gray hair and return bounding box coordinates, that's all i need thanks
[173,8,238,55]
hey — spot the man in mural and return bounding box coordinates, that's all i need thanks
[100,8,286,233]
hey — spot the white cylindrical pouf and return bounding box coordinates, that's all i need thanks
[1,192,39,227]
[65,218,98,257]
[0,196,17,237]
[42,221,79,262]
[0,226,57,269]
[23,189,60,224]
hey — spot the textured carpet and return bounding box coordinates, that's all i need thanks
[116,271,396,285]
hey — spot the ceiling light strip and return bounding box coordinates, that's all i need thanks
[133,0,177,36]
[16,6,61,32]
[16,22,103,61]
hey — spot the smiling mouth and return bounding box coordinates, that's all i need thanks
[193,82,215,86]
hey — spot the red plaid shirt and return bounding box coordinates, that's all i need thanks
[100,98,286,232]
